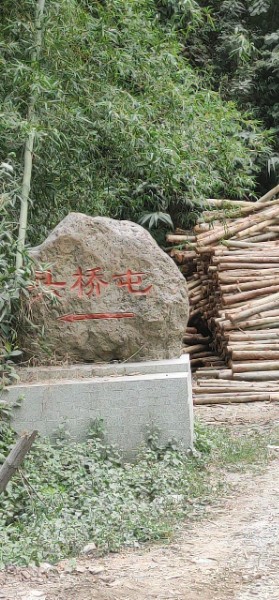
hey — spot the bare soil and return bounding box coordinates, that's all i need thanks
[1,401,279,600]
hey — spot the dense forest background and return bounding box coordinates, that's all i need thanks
[1,0,278,246]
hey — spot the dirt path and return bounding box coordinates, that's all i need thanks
[1,402,279,600]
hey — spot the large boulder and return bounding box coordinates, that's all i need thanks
[24,214,189,362]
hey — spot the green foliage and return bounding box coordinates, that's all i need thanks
[179,0,279,190]
[0,0,271,241]
[138,211,174,230]
[0,193,33,386]
[0,420,270,568]
[0,422,207,566]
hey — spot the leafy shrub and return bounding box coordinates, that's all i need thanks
[0,423,212,567]
[177,0,279,191]
[0,0,271,243]
[0,418,270,568]
[0,196,32,386]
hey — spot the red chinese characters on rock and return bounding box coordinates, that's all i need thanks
[33,270,66,297]
[32,267,152,297]
[70,267,108,298]
[113,269,152,295]
[30,267,152,320]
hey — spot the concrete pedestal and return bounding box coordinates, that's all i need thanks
[2,355,193,457]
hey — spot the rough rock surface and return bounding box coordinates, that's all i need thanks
[24,214,188,362]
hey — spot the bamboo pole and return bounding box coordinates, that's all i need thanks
[194,394,278,405]
[232,360,279,372]
[184,327,198,334]
[182,345,211,354]
[213,255,279,263]
[183,335,210,345]
[229,344,279,351]
[232,371,279,381]
[232,349,279,360]
[197,205,279,245]
[229,296,279,323]
[224,287,279,304]
[166,234,196,243]
[229,289,279,312]
[220,317,279,330]
[196,205,279,246]
[227,331,279,340]
[195,379,278,388]
[218,263,279,271]
[16,0,46,270]
[257,183,279,203]
[221,279,279,293]
[242,232,278,242]
[223,240,269,249]
[204,199,255,207]
[219,272,279,281]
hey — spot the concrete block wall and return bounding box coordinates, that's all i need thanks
[2,356,193,458]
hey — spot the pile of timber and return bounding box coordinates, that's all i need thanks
[193,375,279,405]
[167,185,279,403]
[182,327,225,372]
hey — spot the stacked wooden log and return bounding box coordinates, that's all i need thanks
[166,186,279,403]
[193,377,279,405]
[181,327,224,372]
[167,231,197,280]
[200,244,279,376]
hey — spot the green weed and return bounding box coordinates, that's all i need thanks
[0,419,273,568]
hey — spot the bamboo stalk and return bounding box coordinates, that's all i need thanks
[213,255,279,263]
[16,0,46,270]
[231,350,279,360]
[194,369,232,379]
[224,285,279,305]
[183,335,210,345]
[166,234,196,243]
[218,263,279,270]
[221,279,279,293]
[232,360,279,372]
[187,281,201,290]
[219,272,279,281]
[168,250,197,263]
[227,331,279,340]
[182,345,209,354]
[195,379,277,388]
[228,344,279,351]
[214,248,279,255]
[204,199,255,207]
[196,205,279,246]
[194,385,272,393]
[229,297,279,323]
[240,232,278,242]
[194,394,277,405]
[221,317,279,330]
[222,240,267,249]
[229,289,279,312]
[257,183,279,203]
[232,371,279,381]
[189,351,214,359]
